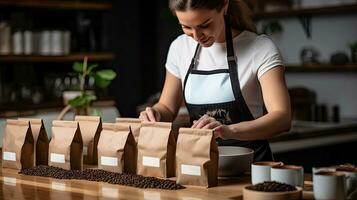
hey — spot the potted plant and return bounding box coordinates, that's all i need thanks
[57,56,117,119]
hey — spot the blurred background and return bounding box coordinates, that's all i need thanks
[0,0,357,171]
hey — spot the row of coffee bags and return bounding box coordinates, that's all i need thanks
[2,117,143,171]
[2,117,218,187]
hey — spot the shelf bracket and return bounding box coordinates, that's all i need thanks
[298,15,312,39]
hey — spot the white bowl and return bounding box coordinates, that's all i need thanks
[218,146,254,177]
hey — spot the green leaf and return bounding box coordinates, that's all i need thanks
[87,64,99,74]
[96,70,117,80]
[95,75,112,88]
[73,62,84,72]
[83,93,97,103]
[68,96,86,108]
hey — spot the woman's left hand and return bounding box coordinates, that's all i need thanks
[191,114,232,139]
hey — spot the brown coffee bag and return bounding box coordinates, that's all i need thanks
[74,115,102,165]
[49,120,83,170]
[115,118,142,143]
[97,123,136,173]
[2,119,34,170]
[176,128,218,187]
[18,118,49,166]
[137,122,176,178]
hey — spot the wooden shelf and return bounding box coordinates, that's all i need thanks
[254,4,357,19]
[285,64,357,72]
[0,52,115,63]
[0,99,116,118]
[0,0,112,11]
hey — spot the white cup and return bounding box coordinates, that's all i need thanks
[336,169,357,200]
[271,165,304,187]
[12,31,23,55]
[51,30,63,55]
[313,171,357,200]
[24,30,33,55]
[251,161,283,185]
[0,22,11,55]
[39,30,51,55]
[312,166,336,175]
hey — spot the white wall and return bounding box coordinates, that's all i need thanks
[258,13,357,118]
[258,14,357,64]
[286,73,357,118]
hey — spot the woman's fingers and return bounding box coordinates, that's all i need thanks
[202,121,221,129]
[192,115,206,128]
[193,115,215,129]
[145,107,157,122]
[139,111,150,122]
[139,107,158,122]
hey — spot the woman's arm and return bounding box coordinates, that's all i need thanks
[227,66,291,140]
[139,71,183,122]
[193,66,291,140]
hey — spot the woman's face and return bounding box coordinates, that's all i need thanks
[176,7,226,47]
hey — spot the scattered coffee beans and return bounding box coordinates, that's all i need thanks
[20,165,184,190]
[246,181,297,192]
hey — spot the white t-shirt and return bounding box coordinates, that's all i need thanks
[165,31,284,119]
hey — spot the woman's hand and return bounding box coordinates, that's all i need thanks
[191,114,232,139]
[139,107,161,122]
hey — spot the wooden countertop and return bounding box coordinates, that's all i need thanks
[0,166,315,200]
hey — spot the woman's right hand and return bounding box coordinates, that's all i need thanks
[139,107,161,122]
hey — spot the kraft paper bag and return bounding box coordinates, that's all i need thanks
[97,123,136,173]
[137,122,176,178]
[2,119,34,170]
[49,120,83,170]
[176,128,218,187]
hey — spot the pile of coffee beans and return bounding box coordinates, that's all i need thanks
[20,165,184,190]
[336,163,357,172]
[246,181,297,192]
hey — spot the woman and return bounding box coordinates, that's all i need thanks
[139,0,291,161]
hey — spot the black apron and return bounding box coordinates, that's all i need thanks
[182,16,273,162]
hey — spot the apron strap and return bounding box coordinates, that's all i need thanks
[225,15,254,120]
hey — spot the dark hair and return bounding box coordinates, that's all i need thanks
[169,0,256,33]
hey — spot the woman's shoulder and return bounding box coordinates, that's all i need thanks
[237,31,277,49]
[254,33,278,50]
[168,34,197,59]
[170,34,196,48]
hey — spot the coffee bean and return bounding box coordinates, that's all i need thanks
[20,165,184,190]
[246,181,297,192]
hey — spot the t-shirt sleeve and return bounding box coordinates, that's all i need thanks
[253,35,284,79]
[165,39,181,79]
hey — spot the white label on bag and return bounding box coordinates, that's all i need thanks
[101,156,118,166]
[181,164,201,176]
[50,153,65,163]
[3,152,16,161]
[142,156,160,168]
[3,177,16,186]
[83,146,88,156]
